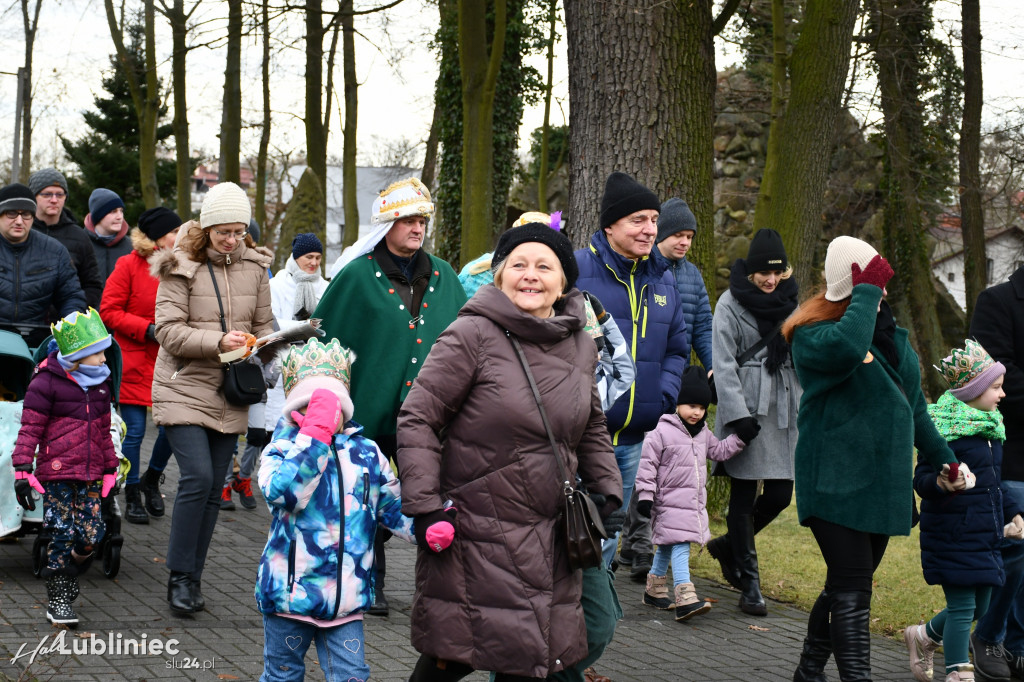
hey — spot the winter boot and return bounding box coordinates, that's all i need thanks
[191,575,205,612]
[707,534,742,590]
[220,482,236,511]
[141,468,165,517]
[231,476,257,510]
[946,666,976,682]
[674,582,711,621]
[794,589,832,682]
[124,483,150,524]
[904,623,941,682]
[46,574,79,626]
[830,589,873,681]
[729,513,767,616]
[643,573,674,609]
[167,571,195,615]
[970,631,1011,682]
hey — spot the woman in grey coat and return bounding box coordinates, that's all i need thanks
[707,229,801,616]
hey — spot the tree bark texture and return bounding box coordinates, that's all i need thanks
[420,102,442,192]
[305,0,326,185]
[219,0,242,184]
[255,0,272,228]
[168,0,192,218]
[18,0,42,184]
[537,0,557,213]
[341,1,359,248]
[959,0,985,325]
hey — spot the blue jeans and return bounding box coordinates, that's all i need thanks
[120,404,172,485]
[975,480,1024,654]
[601,442,643,566]
[651,542,691,587]
[261,614,370,682]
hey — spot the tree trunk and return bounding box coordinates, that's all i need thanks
[168,0,192,218]
[341,1,359,248]
[305,0,326,187]
[255,0,272,228]
[752,0,859,295]
[420,102,441,191]
[960,0,985,325]
[537,0,557,213]
[18,0,43,184]
[754,0,787,221]
[219,0,242,184]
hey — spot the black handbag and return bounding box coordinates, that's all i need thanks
[508,332,607,571]
[208,261,265,406]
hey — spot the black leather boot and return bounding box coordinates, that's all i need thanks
[167,571,196,615]
[729,513,767,616]
[141,468,165,517]
[124,484,150,525]
[794,589,832,682]
[191,576,205,612]
[707,534,742,590]
[829,589,873,681]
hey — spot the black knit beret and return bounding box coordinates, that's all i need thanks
[493,223,579,293]
[599,172,660,229]
[138,207,183,242]
[677,365,712,407]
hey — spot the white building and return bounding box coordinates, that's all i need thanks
[932,224,1024,310]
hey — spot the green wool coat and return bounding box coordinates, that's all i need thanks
[791,284,955,537]
[313,250,467,440]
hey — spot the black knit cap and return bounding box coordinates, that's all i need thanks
[493,223,579,293]
[744,228,788,274]
[0,183,37,214]
[677,365,712,407]
[599,172,660,229]
[138,206,183,242]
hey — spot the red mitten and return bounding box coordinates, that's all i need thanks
[850,254,894,291]
[291,388,343,444]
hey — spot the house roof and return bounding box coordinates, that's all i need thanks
[931,224,1024,265]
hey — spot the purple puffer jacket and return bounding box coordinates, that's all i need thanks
[12,352,118,482]
[634,413,745,546]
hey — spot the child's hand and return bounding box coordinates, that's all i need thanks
[415,507,457,553]
[938,463,972,492]
[637,499,653,518]
[101,472,117,498]
[729,417,761,444]
[1005,514,1024,540]
[13,470,44,511]
[291,388,342,444]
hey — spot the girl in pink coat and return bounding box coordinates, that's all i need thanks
[634,366,757,621]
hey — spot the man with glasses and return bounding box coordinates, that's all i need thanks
[28,168,103,309]
[0,183,87,346]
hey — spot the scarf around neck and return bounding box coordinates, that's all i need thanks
[286,256,324,320]
[928,391,1005,442]
[57,355,111,390]
[728,259,799,373]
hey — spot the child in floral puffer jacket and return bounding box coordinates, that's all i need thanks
[255,338,456,682]
[12,308,119,628]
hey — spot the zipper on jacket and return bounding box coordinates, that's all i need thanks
[330,443,345,620]
[362,472,370,506]
[13,256,19,320]
[604,262,641,446]
[286,539,296,590]
[641,299,649,339]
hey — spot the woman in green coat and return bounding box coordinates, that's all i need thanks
[782,236,960,682]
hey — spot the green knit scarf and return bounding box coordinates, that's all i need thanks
[927,391,1005,442]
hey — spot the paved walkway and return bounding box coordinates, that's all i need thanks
[1,421,931,680]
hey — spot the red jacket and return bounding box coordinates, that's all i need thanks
[99,228,161,406]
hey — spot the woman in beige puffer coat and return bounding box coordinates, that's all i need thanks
[151,182,273,616]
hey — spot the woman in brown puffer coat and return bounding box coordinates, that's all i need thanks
[398,224,622,681]
[151,182,273,616]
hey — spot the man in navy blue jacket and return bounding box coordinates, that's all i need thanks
[574,172,689,571]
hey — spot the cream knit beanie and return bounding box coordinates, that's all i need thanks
[824,236,880,301]
[200,182,251,229]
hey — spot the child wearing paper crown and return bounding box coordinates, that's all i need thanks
[633,366,756,622]
[11,308,119,628]
[255,338,454,682]
[904,340,1024,682]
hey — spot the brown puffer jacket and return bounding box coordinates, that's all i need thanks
[397,284,621,678]
[150,221,274,434]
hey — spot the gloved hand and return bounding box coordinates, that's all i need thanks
[938,462,975,492]
[728,417,761,444]
[1005,514,1024,540]
[14,470,44,511]
[637,499,653,518]
[145,324,158,342]
[291,388,342,444]
[584,291,609,324]
[850,254,894,291]
[415,507,458,553]
[101,470,117,498]
[590,493,625,535]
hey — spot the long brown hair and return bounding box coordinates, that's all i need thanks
[782,288,851,342]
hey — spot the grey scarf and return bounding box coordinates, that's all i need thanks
[286,256,324,320]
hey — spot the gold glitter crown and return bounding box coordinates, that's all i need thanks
[371,177,434,225]
[51,307,110,357]
[281,338,356,396]
[936,339,996,390]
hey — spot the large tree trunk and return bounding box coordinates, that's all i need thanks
[168,0,192,218]
[960,0,985,325]
[305,0,326,186]
[752,0,859,295]
[536,0,557,213]
[18,0,42,184]
[219,0,242,184]
[420,102,441,192]
[255,0,272,228]
[341,0,359,248]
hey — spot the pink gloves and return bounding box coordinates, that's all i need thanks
[851,254,894,291]
[291,388,343,444]
[102,473,117,498]
[415,507,458,553]
[14,470,44,511]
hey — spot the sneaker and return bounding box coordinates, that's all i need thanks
[232,476,257,510]
[971,632,1011,681]
[220,483,235,511]
[1007,650,1024,680]
[947,665,976,682]
[905,623,941,682]
[629,552,653,583]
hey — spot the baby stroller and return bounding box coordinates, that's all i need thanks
[0,328,127,579]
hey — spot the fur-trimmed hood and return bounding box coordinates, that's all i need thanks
[150,220,273,280]
[131,227,158,258]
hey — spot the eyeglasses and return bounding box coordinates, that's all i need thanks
[38,192,66,200]
[3,210,34,221]
[211,228,247,239]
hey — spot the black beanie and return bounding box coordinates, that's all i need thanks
[744,228,788,273]
[493,223,579,293]
[138,207,183,242]
[656,198,698,244]
[0,183,37,214]
[677,365,712,407]
[599,172,660,229]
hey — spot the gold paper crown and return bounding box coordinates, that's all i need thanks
[281,338,356,396]
[51,307,110,357]
[371,177,434,225]
[936,339,996,390]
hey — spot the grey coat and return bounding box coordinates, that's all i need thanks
[711,290,801,479]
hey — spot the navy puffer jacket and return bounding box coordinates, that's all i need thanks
[0,230,87,329]
[575,231,689,446]
[915,436,1024,587]
[657,250,712,370]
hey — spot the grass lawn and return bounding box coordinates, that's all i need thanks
[691,502,948,640]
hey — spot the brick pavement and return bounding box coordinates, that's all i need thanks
[1,417,934,681]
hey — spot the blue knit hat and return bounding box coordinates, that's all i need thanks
[292,233,323,260]
[89,188,125,225]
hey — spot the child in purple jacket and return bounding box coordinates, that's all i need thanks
[12,308,119,628]
[634,366,757,621]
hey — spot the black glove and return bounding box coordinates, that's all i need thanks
[414,507,457,553]
[583,291,608,323]
[146,324,158,342]
[728,416,761,444]
[590,493,625,535]
[637,499,653,518]
[15,478,35,511]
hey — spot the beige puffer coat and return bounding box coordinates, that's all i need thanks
[150,221,274,434]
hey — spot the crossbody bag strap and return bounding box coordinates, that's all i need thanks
[736,321,783,367]
[207,260,228,334]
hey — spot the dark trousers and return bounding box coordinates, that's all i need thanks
[410,655,543,682]
[164,425,238,578]
[43,481,105,575]
[727,477,793,532]
[806,516,888,593]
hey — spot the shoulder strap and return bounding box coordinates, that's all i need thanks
[207,260,228,334]
[736,322,783,366]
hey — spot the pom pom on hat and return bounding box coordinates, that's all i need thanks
[138,206,182,242]
[677,365,712,407]
[292,232,323,260]
[657,198,697,244]
[0,183,37,214]
[200,182,251,229]
[28,168,68,196]
[599,172,660,229]
[825,236,879,301]
[88,188,125,226]
[744,228,788,274]
[493,223,579,293]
